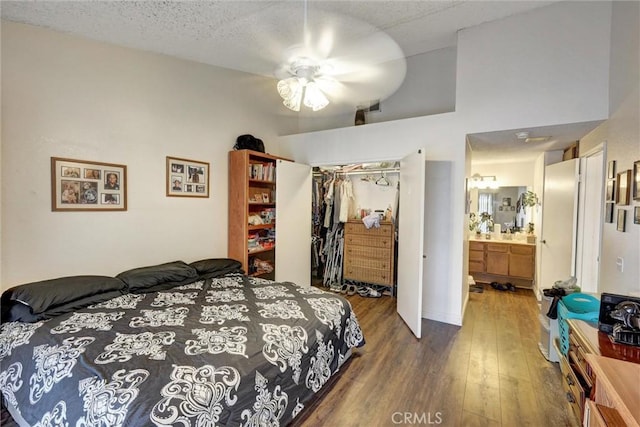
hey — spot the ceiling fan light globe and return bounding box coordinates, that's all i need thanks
[277,77,299,100]
[283,93,302,112]
[303,82,329,111]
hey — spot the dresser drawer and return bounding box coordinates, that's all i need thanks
[469,241,485,251]
[510,244,534,255]
[344,266,393,285]
[344,245,391,261]
[345,235,393,249]
[486,243,508,252]
[569,333,593,389]
[560,354,584,422]
[345,222,392,237]
[344,255,392,270]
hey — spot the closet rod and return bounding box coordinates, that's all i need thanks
[313,168,399,177]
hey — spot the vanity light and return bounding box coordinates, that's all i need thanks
[470,174,499,189]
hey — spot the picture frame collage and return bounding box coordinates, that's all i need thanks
[51,157,127,211]
[166,156,210,198]
[606,159,640,231]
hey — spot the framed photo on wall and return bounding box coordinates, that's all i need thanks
[51,157,127,211]
[605,202,614,223]
[616,209,626,232]
[607,160,616,180]
[606,179,615,202]
[615,170,631,205]
[633,160,640,201]
[166,156,210,197]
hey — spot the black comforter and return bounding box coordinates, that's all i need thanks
[0,274,365,426]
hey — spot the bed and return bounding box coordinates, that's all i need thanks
[0,259,365,426]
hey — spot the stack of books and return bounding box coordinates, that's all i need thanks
[249,162,275,181]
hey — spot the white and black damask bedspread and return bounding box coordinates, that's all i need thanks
[0,274,365,426]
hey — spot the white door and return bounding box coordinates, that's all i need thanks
[540,159,579,290]
[275,160,312,286]
[576,148,604,293]
[397,149,426,338]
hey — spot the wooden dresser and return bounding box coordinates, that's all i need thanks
[343,220,395,287]
[558,319,640,426]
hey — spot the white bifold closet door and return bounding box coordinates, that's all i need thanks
[397,149,426,339]
[275,160,312,287]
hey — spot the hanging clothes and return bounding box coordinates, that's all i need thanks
[332,179,343,225]
[323,177,335,228]
[322,223,344,289]
[339,178,355,223]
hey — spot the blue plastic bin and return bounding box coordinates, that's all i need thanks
[558,293,600,355]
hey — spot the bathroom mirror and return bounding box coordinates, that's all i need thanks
[473,186,529,231]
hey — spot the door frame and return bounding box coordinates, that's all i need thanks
[575,142,605,293]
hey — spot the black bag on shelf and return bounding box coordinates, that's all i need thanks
[234,134,265,152]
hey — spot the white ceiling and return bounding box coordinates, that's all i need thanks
[1,0,602,162]
[467,120,604,164]
[1,1,557,76]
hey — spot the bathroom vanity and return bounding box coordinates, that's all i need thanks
[468,238,536,288]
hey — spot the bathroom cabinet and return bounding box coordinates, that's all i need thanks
[468,239,535,288]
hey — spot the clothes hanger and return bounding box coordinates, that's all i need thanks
[376,172,391,186]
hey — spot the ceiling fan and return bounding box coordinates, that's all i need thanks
[269,1,407,114]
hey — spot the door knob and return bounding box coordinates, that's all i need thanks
[542,240,547,244]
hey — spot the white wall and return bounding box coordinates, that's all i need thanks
[471,160,535,188]
[278,1,612,325]
[350,172,399,216]
[1,21,281,290]
[291,47,457,135]
[579,1,640,297]
[456,1,611,133]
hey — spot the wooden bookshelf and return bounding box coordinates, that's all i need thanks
[228,149,290,278]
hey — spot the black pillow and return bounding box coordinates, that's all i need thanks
[189,258,244,277]
[116,261,198,292]
[2,276,126,315]
[2,290,125,323]
[38,290,124,319]
[1,300,36,323]
[1,276,126,323]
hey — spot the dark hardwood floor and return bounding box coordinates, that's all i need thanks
[294,284,577,427]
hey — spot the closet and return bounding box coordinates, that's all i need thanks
[311,164,399,293]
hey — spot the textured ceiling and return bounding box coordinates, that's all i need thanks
[3,1,596,161]
[1,1,556,76]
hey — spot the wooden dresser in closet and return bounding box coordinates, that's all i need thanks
[343,220,395,287]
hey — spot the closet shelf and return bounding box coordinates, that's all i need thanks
[248,224,275,231]
[248,246,275,255]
